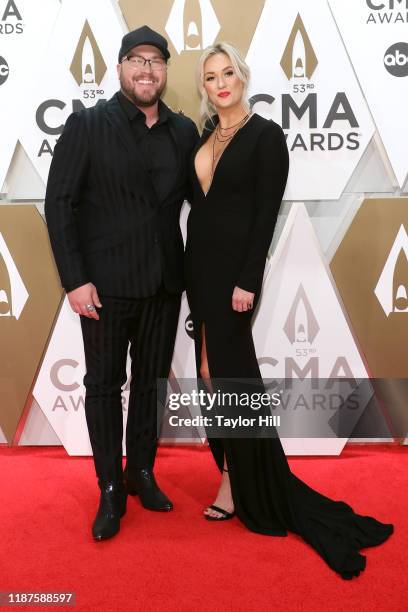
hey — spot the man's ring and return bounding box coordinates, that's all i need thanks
[85,304,95,312]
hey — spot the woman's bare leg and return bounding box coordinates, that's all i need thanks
[200,324,234,518]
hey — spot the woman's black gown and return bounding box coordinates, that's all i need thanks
[184,113,393,579]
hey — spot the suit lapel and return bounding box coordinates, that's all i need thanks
[105,94,185,205]
[167,113,183,177]
[105,93,151,178]
[162,106,185,203]
[105,93,132,151]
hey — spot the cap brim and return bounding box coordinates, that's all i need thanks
[123,41,170,60]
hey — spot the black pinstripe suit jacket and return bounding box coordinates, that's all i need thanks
[44,93,199,297]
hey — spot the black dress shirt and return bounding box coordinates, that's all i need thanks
[117,90,177,204]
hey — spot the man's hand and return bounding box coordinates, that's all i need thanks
[67,283,102,320]
[232,286,255,312]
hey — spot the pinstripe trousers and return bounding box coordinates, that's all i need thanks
[80,286,181,483]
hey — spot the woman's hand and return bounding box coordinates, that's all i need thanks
[232,286,255,312]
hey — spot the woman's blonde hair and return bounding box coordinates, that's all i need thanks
[196,42,250,126]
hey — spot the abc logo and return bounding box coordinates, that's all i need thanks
[0,56,9,85]
[384,42,408,78]
[185,314,194,339]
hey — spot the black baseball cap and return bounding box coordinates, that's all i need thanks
[118,25,170,63]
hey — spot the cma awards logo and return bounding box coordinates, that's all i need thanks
[48,358,130,412]
[280,14,318,81]
[69,20,107,89]
[250,13,360,153]
[48,359,85,413]
[0,0,24,35]
[366,0,408,24]
[165,0,220,54]
[0,232,28,320]
[278,283,352,378]
[375,224,408,316]
[283,284,320,345]
[36,20,107,158]
[384,42,408,77]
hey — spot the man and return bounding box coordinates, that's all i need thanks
[45,26,199,540]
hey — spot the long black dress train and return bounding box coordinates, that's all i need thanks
[184,113,393,579]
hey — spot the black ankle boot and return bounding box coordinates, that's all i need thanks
[124,468,173,511]
[92,481,127,541]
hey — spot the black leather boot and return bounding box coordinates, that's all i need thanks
[92,481,127,541]
[124,468,173,511]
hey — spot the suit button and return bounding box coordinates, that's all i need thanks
[154,234,159,244]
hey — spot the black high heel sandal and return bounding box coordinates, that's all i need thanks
[204,469,236,521]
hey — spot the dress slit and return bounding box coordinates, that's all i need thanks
[193,318,227,473]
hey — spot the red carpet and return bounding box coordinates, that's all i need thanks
[0,444,405,611]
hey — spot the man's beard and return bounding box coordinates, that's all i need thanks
[120,75,166,107]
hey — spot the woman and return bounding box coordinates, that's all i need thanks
[184,42,393,579]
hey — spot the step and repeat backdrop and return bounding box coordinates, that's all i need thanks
[1,0,408,455]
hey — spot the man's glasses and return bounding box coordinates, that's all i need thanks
[121,54,167,72]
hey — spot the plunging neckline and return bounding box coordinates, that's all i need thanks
[193,114,255,199]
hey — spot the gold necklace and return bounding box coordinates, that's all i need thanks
[216,113,249,141]
[211,113,250,179]
[218,114,250,131]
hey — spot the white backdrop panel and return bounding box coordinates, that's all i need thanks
[330,0,408,188]
[19,0,126,183]
[0,0,60,190]
[253,203,369,454]
[246,0,375,200]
